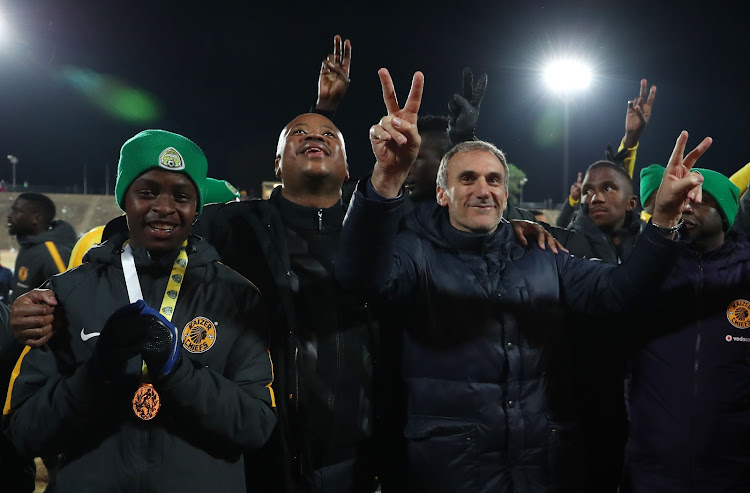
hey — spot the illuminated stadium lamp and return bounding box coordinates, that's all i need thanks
[544,59,592,94]
[543,58,592,199]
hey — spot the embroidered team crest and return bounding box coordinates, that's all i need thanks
[159,147,185,170]
[181,316,217,353]
[18,266,28,281]
[727,299,750,329]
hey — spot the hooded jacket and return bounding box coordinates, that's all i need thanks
[550,207,642,264]
[11,219,77,301]
[3,233,276,493]
[335,187,677,493]
[625,234,750,492]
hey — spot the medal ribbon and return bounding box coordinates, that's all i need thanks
[121,241,188,420]
[121,240,188,323]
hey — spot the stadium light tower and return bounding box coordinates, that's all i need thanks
[544,58,592,201]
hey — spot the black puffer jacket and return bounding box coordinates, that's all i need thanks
[336,187,677,493]
[3,233,276,492]
[11,219,77,301]
[194,187,379,493]
[625,234,750,492]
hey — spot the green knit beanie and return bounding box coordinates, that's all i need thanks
[639,164,665,207]
[115,129,208,213]
[205,178,241,204]
[691,168,740,231]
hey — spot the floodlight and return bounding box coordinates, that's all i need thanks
[544,59,592,93]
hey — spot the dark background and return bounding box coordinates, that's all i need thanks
[0,0,744,201]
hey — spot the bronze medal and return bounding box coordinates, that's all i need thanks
[132,383,160,420]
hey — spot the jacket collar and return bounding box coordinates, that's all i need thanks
[85,231,218,269]
[271,187,344,232]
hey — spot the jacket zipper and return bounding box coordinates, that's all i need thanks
[317,209,323,231]
[690,258,704,484]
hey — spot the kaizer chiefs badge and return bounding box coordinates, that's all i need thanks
[181,316,217,353]
[18,266,28,281]
[727,299,750,329]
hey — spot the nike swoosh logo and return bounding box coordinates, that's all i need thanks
[80,328,101,341]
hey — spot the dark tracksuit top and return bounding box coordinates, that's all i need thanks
[11,219,77,302]
[3,233,276,493]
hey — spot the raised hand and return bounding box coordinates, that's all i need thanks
[652,131,711,228]
[448,67,488,143]
[316,34,352,112]
[570,172,583,201]
[624,79,657,148]
[370,68,424,197]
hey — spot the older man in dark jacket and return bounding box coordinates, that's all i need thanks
[335,68,709,492]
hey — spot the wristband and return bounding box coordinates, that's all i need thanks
[650,218,684,235]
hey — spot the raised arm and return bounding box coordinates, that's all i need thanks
[560,131,711,314]
[336,69,424,297]
[447,67,487,145]
[621,79,657,177]
[370,68,424,197]
[315,34,352,113]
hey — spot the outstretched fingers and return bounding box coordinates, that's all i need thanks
[473,72,488,107]
[378,68,400,114]
[342,38,352,72]
[666,131,690,173]
[403,71,424,116]
[683,136,713,171]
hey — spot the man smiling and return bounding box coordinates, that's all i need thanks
[335,67,708,492]
[3,129,276,492]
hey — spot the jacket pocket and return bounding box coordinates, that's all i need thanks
[403,416,479,493]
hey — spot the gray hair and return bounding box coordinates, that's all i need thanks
[436,140,509,191]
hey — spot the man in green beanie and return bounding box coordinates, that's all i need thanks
[3,129,276,492]
[638,163,665,224]
[625,167,750,491]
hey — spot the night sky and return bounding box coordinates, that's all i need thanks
[0,1,744,202]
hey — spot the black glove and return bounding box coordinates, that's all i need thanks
[91,300,149,382]
[447,67,488,145]
[605,144,630,168]
[139,303,182,378]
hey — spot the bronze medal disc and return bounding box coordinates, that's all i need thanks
[132,383,160,420]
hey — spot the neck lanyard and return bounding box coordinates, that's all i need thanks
[121,241,189,322]
[121,240,189,420]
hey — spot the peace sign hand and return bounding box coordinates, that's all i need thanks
[652,130,711,229]
[370,68,424,198]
